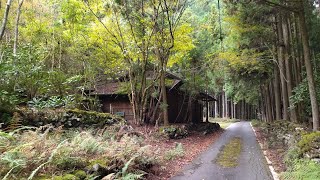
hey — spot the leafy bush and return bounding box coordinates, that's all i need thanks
[164,143,185,161]
[0,90,19,113]
[28,95,76,109]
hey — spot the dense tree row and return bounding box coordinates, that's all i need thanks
[217,0,320,130]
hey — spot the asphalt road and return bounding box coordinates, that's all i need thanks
[171,121,273,180]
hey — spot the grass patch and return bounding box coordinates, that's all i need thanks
[281,159,320,180]
[209,118,239,129]
[215,137,242,168]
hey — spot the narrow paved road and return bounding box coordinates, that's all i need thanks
[171,121,273,180]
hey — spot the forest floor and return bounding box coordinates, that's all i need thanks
[135,125,224,180]
[253,126,287,174]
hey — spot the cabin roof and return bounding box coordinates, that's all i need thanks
[91,71,216,101]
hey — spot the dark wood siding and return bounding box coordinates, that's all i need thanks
[100,95,134,121]
[99,89,205,124]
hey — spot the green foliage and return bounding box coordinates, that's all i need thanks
[297,131,320,158]
[257,121,320,179]
[0,151,27,169]
[0,90,19,113]
[52,145,87,170]
[0,125,158,179]
[73,170,87,180]
[290,71,320,117]
[284,147,301,168]
[28,95,76,109]
[71,132,106,154]
[121,173,144,180]
[0,113,13,126]
[281,159,320,180]
[250,119,262,127]
[164,143,185,161]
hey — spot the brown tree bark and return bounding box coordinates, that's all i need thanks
[298,0,319,130]
[277,13,290,121]
[273,51,282,120]
[0,0,13,41]
[266,85,273,122]
[13,0,24,56]
[282,13,298,122]
[160,66,169,126]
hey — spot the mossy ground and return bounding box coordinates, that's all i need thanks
[209,118,239,129]
[215,137,242,168]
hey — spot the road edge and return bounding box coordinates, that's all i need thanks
[250,122,280,180]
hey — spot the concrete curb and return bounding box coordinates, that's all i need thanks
[250,122,280,180]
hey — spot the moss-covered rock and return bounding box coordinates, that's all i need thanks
[298,131,320,158]
[73,170,87,180]
[15,107,125,128]
[161,125,188,139]
[185,122,221,135]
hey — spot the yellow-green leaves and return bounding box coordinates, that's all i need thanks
[168,23,195,67]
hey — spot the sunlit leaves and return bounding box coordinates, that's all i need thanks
[168,23,195,67]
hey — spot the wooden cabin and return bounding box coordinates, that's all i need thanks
[92,73,216,124]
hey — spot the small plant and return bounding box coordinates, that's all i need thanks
[164,143,185,161]
[27,95,77,109]
[71,132,106,154]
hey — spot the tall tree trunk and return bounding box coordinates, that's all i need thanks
[277,14,290,121]
[231,100,234,119]
[269,81,275,121]
[0,0,13,41]
[205,97,209,122]
[298,1,319,130]
[225,91,228,118]
[160,66,169,126]
[13,0,24,56]
[273,52,282,120]
[215,97,218,118]
[283,13,298,122]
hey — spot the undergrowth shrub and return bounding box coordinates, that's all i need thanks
[71,132,106,154]
[297,131,320,158]
[0,126,158,179]
[257,120,320,180]
[250,119,262,127]
[164,143,185,161]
